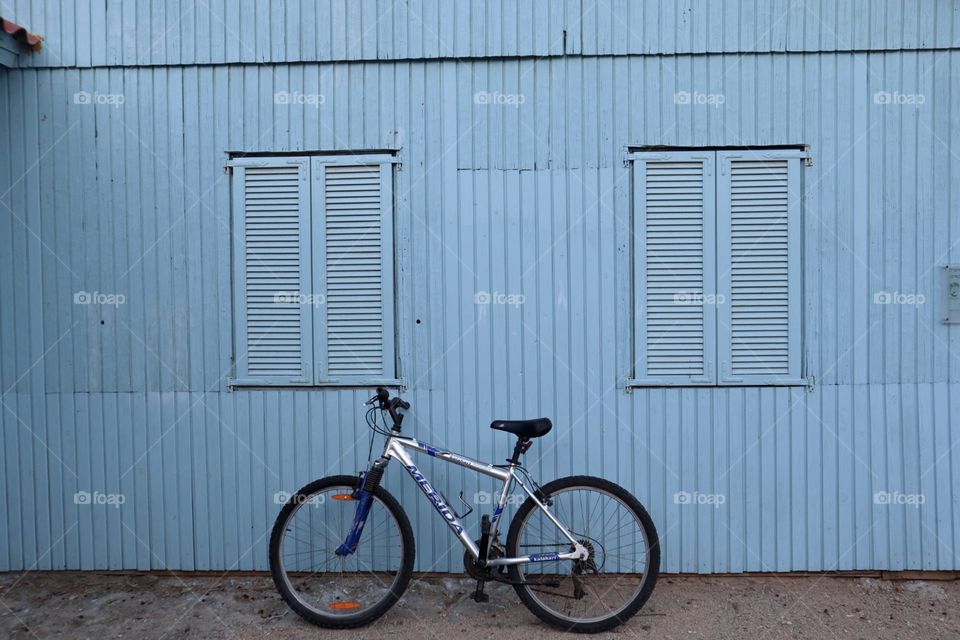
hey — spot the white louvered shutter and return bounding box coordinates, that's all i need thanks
[633,152,717,384]
[717,151,801,383]
[232,159,313,383]
[315,159,395,380]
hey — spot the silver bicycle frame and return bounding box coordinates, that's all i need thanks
[381,435,588,566]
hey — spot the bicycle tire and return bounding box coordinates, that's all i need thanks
[269,474,415,628]
[505,475,660,633]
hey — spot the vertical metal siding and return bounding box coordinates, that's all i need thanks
[1,16,960,574]
[6,0,960,68]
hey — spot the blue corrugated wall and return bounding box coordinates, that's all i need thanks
[1,1,960,573]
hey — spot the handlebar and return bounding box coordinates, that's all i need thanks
[366,387,410,428]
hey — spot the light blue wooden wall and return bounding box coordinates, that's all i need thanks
[1,1,959,573]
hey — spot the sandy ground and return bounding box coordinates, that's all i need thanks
[1,572,958,639]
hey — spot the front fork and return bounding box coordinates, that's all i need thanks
[335,458,388,556]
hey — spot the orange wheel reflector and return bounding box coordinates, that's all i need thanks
[329,601,362,610]
[331,493,355,501]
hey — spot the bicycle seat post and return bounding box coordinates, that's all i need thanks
[508,437,531,465]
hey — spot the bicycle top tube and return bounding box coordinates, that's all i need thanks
[384,436,512,482]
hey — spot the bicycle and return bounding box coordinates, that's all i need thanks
[269,387,660,633]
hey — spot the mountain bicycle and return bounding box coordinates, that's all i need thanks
[269,387,660,633]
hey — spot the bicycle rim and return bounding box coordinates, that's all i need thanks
[513,486,653,624]
[276,484,406,619]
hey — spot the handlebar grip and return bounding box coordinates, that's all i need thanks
[373,387,410,415]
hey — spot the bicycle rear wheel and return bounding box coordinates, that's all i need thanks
[506,475,659,633]
[269,475,415,628]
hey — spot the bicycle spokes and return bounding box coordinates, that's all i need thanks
[512,485,655,625]
[274,483,408,619]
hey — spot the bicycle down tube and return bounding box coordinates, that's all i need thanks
[345,435,588,566]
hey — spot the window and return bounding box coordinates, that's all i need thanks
[230,154,397,386]
[630,149,803,386]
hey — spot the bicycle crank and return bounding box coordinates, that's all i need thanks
[464,539,507,581]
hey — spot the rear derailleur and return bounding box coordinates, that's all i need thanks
[571,539,599,600]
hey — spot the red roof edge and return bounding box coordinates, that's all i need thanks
[1,18,42,51]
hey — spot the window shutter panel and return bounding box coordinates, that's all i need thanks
[717,151,801,383]
[633,152,717,384]
[315,159,395,380]
[232,159,313,383]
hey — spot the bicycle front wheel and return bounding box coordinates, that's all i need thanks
[506,475,659,633]
[269,475,415,628]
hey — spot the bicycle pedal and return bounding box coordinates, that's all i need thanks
[472,580,490,603]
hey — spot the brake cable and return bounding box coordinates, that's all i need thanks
[364,403,396,467]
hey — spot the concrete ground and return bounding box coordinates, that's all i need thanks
[1,572,958,639]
